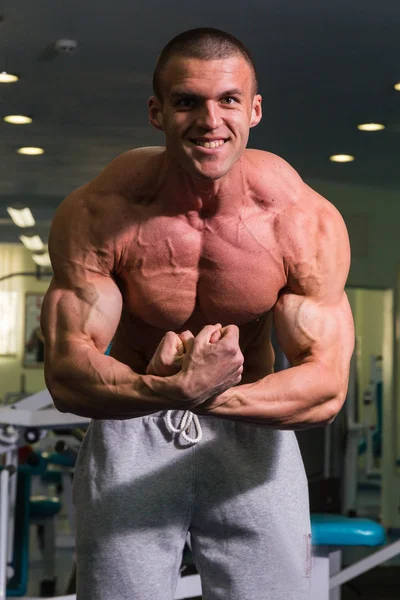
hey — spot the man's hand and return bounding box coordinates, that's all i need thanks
[177,324,244,406]
[147,324,243,408]
[146,327,223,377]
[146,331,186,377]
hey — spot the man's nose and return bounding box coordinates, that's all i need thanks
[196,101,222,130]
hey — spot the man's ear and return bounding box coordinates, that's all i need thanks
[250,94,262,128]
[148,96,164,131]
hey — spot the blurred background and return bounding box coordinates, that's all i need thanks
[0,1,400,598]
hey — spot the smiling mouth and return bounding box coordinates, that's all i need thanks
[190,139,227,149]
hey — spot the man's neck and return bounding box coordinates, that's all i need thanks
[161,153,251,216]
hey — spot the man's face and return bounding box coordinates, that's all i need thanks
[149,55,262,181]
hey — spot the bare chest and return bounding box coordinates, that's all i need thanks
[115,210,286,330]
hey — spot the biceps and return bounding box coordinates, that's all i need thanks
[273,292,354,370]
[41,274,122,358]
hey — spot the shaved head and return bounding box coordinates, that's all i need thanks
[153,27,258,101]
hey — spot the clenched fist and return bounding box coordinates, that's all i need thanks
[178,324,244,406]
[146,331,186,377]
[146,327,223,378]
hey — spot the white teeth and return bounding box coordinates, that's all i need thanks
[194,139,225,148]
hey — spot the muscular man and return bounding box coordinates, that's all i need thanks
[41,27,354,600]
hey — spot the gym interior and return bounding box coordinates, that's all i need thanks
[1,1,400,599]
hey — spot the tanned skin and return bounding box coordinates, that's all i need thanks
[41,55,354,430]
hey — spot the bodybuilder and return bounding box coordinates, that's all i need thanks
[41,27,354,600]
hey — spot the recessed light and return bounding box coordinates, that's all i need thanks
[4,115,32,125]
[32,252,51,267]
[0,71,19,83]
[330,154,355,163]
[17,147,44,155]
[7,206,35,227]
[357,123,385,132]
[20,235,44,252]
[394,83,400,91]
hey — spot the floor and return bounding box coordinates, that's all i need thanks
[342,566,400,599]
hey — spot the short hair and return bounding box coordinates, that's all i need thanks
[153,27,258,100]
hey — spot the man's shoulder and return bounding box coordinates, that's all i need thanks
[89,146,166,196]
[245,148,298,173]
[277,181,349,283]
[244,150,348,265]
[58,146,165,216]
[245,149,304,207]
[245,149,342,220]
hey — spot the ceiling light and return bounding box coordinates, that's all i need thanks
[17,147,44,155]
[20,235,44,252]
[32,252,51,267]
[329,154,355,163]
[4,115,32,125]
[6,206,35,228]
[0,71,19,83]
[357,123,385,132]
[394,83,400,91]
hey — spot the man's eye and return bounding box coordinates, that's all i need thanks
[176,98,195,108]
[222,97,237,104]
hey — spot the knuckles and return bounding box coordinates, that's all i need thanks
[233,350,244,366]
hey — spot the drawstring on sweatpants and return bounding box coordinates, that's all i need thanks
[166,410,203,444]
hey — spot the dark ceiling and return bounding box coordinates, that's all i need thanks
[0,0,399,245]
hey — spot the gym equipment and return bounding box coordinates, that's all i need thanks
[343,350,399,519]
[342,349,364,516]
[309,514,400,599]
[359,355,383,476]
[0,390,89,600]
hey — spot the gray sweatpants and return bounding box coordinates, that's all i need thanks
[73,411,311,600]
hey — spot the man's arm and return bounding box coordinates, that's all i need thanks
[43,186,243,419]
[195,188,354,429]
[42,188,192,419]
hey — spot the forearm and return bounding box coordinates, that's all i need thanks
[199,360,343,430]
[45,344,186,420]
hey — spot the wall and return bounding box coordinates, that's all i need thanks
[307,178,400,290]
[0,244,51,400]
[346,288,385,426]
